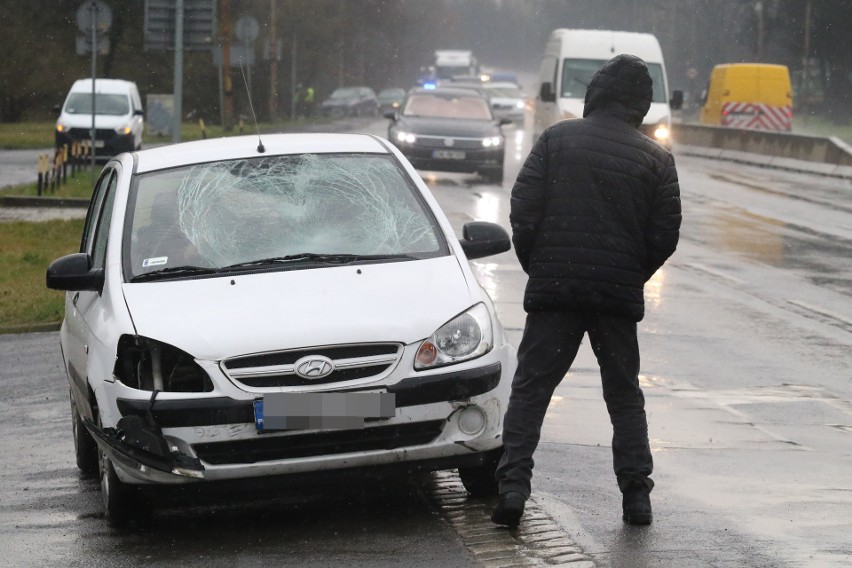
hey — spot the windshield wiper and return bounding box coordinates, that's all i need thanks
[222,253,419,270]
[130,265,219,282]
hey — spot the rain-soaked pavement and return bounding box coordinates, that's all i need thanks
[1,117,851,567]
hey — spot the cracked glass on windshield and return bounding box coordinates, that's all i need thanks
[124,153,445,279]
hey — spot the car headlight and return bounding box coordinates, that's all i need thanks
[115,123,133,135]
[482,136,502,148]
[515,101,525,109]
[56,122,68,133]
[114,335,213,392]
[654,124,670,141]
[414,303,493,370]
[396,131,416,144]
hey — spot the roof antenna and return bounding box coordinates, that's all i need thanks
[239,58,265,153]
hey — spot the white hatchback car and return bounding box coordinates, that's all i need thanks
[47,133,517,525]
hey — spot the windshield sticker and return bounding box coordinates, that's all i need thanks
[142,256,168,268]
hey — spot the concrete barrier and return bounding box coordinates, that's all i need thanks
[672,123,852,179]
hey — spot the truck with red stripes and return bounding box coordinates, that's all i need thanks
[699,63,793,131]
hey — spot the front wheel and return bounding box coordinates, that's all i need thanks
[458,450,501,497]
[481,166,504,185]
[97,418,150,527]
[70,392,98,476]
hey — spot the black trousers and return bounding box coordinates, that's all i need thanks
[495,310,653,498]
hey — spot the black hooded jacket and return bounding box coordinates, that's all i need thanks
[510,54,681,321]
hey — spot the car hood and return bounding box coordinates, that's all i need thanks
[322,99,358,107]
[58,113,133,129]
[396,116,500,138]
[122,256,475,361]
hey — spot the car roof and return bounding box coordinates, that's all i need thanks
[132,133,391,174]
[409,87,488,99]
[70,78,137,94]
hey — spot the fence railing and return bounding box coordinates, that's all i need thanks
[36,140,96,196]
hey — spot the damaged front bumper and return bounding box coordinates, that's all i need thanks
[84,414,206,483]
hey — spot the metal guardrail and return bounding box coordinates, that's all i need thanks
[672,123,852,179]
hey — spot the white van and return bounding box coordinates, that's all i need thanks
[55,78,144,156]
[533,29,682,146]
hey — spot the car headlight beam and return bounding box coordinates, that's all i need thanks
[414,303,493,370]
[396,131,416,144]
[654,124,670,141]
[482,136,502,148]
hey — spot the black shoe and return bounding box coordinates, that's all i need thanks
[622,481,653,525]
[491,491,526,527]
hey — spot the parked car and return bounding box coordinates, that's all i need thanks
[55,78,144,156]
[377,88,406,114]
[385,87,509,183]
[481,81,527,123]
[46,132,516,526]
[320,86,379,118]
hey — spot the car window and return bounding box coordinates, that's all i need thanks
[65,93,130,115]
[125,154,448,278]
[80,169,115,253]
[402,94,492,120]
[91,172,119,269]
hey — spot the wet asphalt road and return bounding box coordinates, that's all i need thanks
[1,116,851,567]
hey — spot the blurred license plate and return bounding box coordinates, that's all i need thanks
[432,149,465,160]
[254,392,395,431]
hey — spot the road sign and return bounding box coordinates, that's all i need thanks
[144,0,216,51]
[235,15,259,42]
[76,0,112,33]
[76,35,110,56]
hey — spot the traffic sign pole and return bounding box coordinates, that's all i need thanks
[173,0,184,143]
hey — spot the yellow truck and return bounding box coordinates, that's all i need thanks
[699,63,793,131]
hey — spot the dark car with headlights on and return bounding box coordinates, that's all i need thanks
[385,87,510,183]
[320,86,379,118]
[377,88,406,114]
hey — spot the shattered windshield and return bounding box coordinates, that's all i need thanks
[124,154,446,280]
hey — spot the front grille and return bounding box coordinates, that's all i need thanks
[193,420,445,464]
[412,135,485,150]
[68,127,116,141]
[221,343,402,389]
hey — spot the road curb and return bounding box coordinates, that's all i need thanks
[0,321,61,335]
[0,195,90,208]
[428,471,598,567]
[675,143,852,180]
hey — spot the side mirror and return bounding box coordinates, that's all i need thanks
[670,90,684,110]
[459,221,511,260]
[539,82,556,103]
[498,117,513,126]
[46,253,104,293]
[383,110,396,121]
[134,109,145,116]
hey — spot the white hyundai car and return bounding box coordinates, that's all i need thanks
[47,133,517,526]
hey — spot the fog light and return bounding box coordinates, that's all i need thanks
[457,406,486,435]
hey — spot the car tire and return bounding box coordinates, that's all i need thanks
[97,416,150,527]
[481,166,504,185]
[70,392,98,476]
[458,449,501,497]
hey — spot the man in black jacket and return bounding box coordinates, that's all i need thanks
[491,54,681,527]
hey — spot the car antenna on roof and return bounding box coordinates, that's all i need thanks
[239,59,265,153]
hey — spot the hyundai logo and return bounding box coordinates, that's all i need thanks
[444,138,455,147]
[294,355,335,379]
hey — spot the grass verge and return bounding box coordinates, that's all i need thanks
[0,218,84,330]
[0,170,95,199]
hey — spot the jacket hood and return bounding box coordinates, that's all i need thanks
[583,54,653,127]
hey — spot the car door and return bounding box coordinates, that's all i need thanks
[63,167,119,411]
